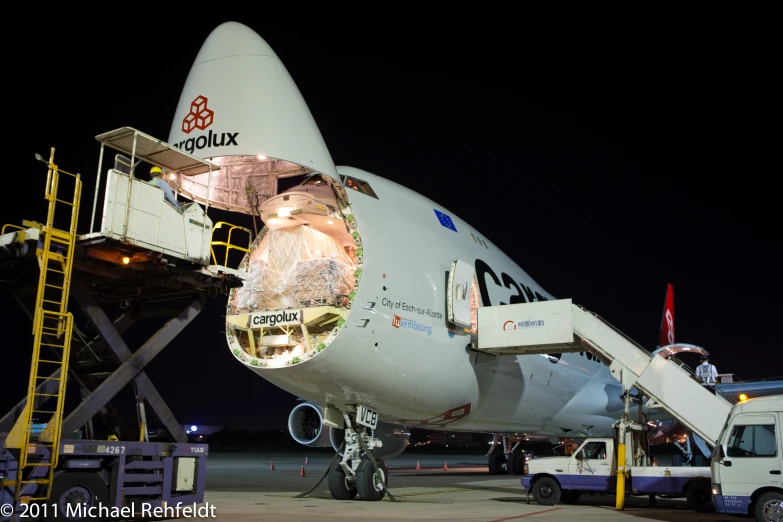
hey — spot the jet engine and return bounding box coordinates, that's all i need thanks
[287,402,410,458]
[287,402,331,447]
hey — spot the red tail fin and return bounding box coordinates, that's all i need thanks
[658,283,675,348]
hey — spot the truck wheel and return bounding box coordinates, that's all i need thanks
[686,481,714,513]
[355,458,387,501]
[532,477,561,506]
[44,471,108,520]
[755,491,783,522]
[561,491,581,504]
[327,463,357,500]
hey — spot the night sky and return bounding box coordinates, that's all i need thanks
[3,6,779,431]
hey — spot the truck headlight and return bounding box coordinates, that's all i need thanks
[711,484,721,495]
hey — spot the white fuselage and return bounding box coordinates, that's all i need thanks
[166,21,640,440]
[235,166,629,437]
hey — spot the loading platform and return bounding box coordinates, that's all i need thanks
[0,128,250,519]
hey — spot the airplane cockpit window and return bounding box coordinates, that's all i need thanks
[343,175,378,199]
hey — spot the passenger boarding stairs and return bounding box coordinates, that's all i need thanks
[476,299,733,447]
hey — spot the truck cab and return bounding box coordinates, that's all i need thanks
[711,395,783,521]
[521,437,615,505]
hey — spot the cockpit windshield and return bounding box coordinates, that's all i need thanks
[340,175,377,199]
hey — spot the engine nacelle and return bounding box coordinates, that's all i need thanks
[287,402,331,447]
[287,403,410,458]
[329,422,410,460]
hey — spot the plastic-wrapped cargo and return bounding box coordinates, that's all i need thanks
[233,224,356,312]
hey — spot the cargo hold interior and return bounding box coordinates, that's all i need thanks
[227,172,359,367]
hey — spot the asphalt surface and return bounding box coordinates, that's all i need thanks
[196,451,733,521]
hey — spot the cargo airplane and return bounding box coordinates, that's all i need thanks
[165,21,660,501]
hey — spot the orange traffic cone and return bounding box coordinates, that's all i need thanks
[270,461,275,471]
[416,461,421,470]
[300,465,306,477]
[443,461,448,471]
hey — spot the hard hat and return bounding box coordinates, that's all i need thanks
[150,166,163,176]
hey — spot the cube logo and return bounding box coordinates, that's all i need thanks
[392,315,401,328]
[182,95,214,134]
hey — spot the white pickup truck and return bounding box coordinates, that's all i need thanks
[521,437,713,511]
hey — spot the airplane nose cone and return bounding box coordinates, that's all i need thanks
[194,21,278,64]
[168,21,338,213]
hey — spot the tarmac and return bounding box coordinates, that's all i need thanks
[193,452,735,522]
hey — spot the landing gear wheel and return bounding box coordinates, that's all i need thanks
[488,453,506,475]
[532,477,561,506]
[327,463,357,500]
[686,481,715,513]
[355,457,387,501]
[755,491,783,522]
[43,471,108,520]
[561,491,581,504]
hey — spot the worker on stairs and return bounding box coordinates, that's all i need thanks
[695,355,719,391]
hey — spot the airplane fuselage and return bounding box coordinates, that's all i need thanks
[231,166,626,438]
[165,21,635,441]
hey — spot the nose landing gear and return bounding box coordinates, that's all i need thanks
[297,406,397,502]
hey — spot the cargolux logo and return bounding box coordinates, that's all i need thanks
[503,320,516,331]
[182,96,214,134]
[173,95,240,154]
[251,310,301,327]
[392,315,432,336]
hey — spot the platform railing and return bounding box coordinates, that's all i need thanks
[210,221,253,269]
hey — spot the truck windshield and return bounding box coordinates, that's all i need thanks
[727,424,777,457]
[579,441,607,460]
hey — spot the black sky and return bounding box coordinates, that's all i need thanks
[2,6,780,430]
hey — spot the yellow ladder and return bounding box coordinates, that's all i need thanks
[6,148,82,502]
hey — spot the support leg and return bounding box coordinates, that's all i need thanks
[486,433,500,474]
[63,282,203,442]
[504,435,515,475]
[1,286,134,438]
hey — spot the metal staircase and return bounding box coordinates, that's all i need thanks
[4,148,82,501]
[476,299,734,445]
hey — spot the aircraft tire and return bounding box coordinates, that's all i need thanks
[355,458,387,501]
[327,463,357,500]
[532,477,561,506]
[488,453,505,475]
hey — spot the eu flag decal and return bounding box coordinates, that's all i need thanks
[434,209,457,232]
